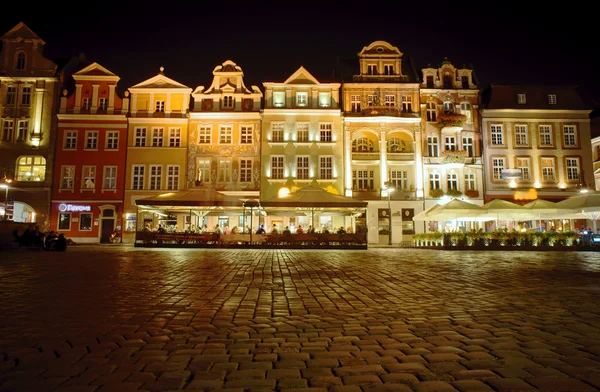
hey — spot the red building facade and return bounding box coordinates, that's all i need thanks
[51,62,129,243]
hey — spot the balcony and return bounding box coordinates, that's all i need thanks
[352,75,410,83]
[351,151,380,164]
[386,152,415,163]
[345,106,420,118]
[352,189,417,201]
[434,113,467,131]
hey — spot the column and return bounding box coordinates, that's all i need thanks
[165,92,171,114]
[148,93,154,114]
[108,85,116,114]
[74,84,82,113]
[344,125,352,196]
[91,84,99,113]
[380,127,387,188]
[415,124,424,198]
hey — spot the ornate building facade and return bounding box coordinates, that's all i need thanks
[261,66,343,233]
[480,85,593,206]
[123,68,191,242]
[0,22,59,229]
[52,62,129,243]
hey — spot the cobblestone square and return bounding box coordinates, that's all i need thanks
[1,246,600,391]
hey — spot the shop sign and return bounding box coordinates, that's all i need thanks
[58,203,92,212]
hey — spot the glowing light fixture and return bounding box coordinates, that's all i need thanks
[278,187,290,198]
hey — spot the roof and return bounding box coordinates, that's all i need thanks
[481,84,591,110]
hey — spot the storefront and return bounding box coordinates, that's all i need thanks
[51,202,122,243]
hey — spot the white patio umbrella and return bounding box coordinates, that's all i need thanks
[523,199,563,231]
[555,192,600,232]
[482,199,528,229]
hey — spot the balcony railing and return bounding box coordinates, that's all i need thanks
[345,106,420,118]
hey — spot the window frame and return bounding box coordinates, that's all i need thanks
[103,166,117,190]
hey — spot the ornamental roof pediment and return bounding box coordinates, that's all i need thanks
[1,22,43,44]
[130,68,190,90]
[74,62,117,78]
[359,40,402,57]
[284,66,320,85]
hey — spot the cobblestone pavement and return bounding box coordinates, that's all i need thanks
[1,247,600,392]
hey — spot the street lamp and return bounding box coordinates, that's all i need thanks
[384,182,394,246]
[0,178,12,221]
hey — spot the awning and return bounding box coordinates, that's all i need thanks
[135,189,244,207]
[260,186,368,208]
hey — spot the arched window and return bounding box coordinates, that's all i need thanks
[16,156,46,182]
[352,137,373,152]
[388,137,405,152]
[443,101,455,114]
[15,52,26,70]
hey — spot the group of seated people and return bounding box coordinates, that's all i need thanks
[13,225,70,251]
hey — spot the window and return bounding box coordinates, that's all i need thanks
[384,64,394,75]
[402,95,412,112]
[445,136,456,151]
[352,137,373,152]
[296,92,308,107]
[541,157,555,181]
[443,75,452,89]
[491,125,504,145]
[427,136,439,157]
[81,166,95,189]
[563,125,577,147]
[234,125,251,144]
[461,75,469,89]
[429,172,441,189]
[367,64,377,75]
[197,125,211,144]
[318,92,331,108]
[219,125,233,144]
[169,128,181,147]
[239,159,252,182]
[196,159,211,183]
[426,75,434,88]
[82,98,91,110]
[491,157,504,180]
[222,95,234,109]
[516,157,530,180]
[548,94,557,104]
[15,52,26,70]
[515,125,528,146]
[6,87,16,105]
[353,170,374,190]
[296,123,309,142]
[149,165,162,190]
[447,173,459,190]
[85,131,98,149]
[319,156,332,179]
[135,128,147,147]
[132,165,145,190]
[272,91,285,107]
[464,173,476,190]
[462,137,474,157]
[167,165,179,190]
[152,127,164,147]
[16,120,28,141]
[460,102,472,123]
[271,156,284,179]
[103,166,117,190]
[98,98,108,110]
[106,131,119,149]
[58,213,71,230]
[271,123,284,142]
[517,93,526,104]
[367,95,376,106]
[60,166,75,189]
[390,170,408,190]
[539,125,553,147]
[218,159,231,182]
[79,213,93,231]
[21,86,31,105]
[350,95,361,112]
[566,158,580,181]
[384,95,396,107]
[296,156,309,179]
[155,100,165,112]
[16,156,46,181]
[2,120,14,142]
[389,137,403,152]
[443,101,455,114]
[426,102,437,121]
[319,123,332,142]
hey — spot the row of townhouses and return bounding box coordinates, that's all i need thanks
[0,22,596,245]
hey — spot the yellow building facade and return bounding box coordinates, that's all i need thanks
[261,67,343,233]
[123,67,191,242]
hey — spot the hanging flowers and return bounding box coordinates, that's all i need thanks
[434,113,467,130]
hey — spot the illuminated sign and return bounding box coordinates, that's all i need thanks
[501,169,523,180]
[58,203,92,212]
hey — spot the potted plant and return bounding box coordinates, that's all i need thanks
[429,188,444,198]
[440,149,468,164]
[434,113,467,130]
[446,188,462,198]
[464,189,479,198]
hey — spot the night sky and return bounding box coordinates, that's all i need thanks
[2,2,599,108]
